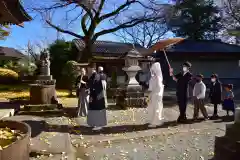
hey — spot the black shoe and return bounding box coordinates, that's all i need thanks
[192,117,198,121]
[210,114,219,120]
[177,116,181,122]
[203,117,210,121]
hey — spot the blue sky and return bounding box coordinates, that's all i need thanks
[0,0,172,52]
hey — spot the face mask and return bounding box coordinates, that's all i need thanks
[183,67,188,72]
[211,78,216,82]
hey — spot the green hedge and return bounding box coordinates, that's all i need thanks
[0,68,19,84]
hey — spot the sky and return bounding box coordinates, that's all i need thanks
[0,0,173,52]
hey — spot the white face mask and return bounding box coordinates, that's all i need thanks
[183,67,188,72]
[211,78,216,82]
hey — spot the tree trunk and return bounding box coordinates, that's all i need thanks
[78,40,93,63]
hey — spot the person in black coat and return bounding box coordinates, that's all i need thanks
[209,74,222,119]
[170,61,192,123]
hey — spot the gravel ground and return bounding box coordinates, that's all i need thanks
[75,128,224,160]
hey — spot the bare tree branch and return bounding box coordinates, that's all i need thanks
[31,0,171,61]
[46,20,84,39]
[99,0,136,21]
[113,10,168,48]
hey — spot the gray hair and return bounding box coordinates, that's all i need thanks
[98,66,104,72]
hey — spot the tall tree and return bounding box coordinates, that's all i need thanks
[48,39,73,83]
[114,13,169,48]
[32,0,165,62]
[219,0,240,43]
[170,0,222,40]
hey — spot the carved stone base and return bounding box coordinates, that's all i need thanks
[126,84,142,91]
[115,87,147,109]
[37,75,52,80]
[29,84,57,104]
[214,109,240,160]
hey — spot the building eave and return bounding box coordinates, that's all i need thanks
[0,0,32,25]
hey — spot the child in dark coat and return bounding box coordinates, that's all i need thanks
[209,74,222,119]
[222,84,235,116]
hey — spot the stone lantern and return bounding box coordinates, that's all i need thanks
[115,45,148,108]
[122,46,142,90]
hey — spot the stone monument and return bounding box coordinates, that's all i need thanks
[29,50,57,105]
[213,107,240,160]
[115,45,147,108]
[38,50,52,80]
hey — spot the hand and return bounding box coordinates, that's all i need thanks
[173,76,177,81]
[81,80,86,84]
[89,97,92,102]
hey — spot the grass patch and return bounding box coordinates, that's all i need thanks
[0,84,70,100]
[0,84,29,92]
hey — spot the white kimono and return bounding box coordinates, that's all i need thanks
[147,62,164,125]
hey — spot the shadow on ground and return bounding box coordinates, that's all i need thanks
[0,102,20,114]
[44,118,208,136]
[16,117,209,138]
[213,115,234,123]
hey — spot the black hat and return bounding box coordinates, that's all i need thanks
[196,74,204,79]
[183,61,191,68]
[211,74,218,78]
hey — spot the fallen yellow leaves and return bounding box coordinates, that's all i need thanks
[0,89,69,99]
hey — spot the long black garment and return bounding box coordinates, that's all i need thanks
[175,72,192,119]
[209,81,222,104]
[75,75,88,89]
[88,72,107,110]
[75,75,89,97]
[209,81,222,115]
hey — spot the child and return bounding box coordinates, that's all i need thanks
[222,84,235,116]
[209,74,222,119]
[193,74,209,120]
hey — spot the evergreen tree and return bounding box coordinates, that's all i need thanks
[171,0,222,40]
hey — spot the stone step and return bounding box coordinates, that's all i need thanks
[0,100,20,119]
[0,109,15,119]
[214,136,238,160]
[225,124,240,141]
[4,115,75,156]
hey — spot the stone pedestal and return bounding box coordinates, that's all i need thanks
[123,66,142,90]
[116,66,147,108]
[214,107,240,160]
[37,75,53,81]
[29,84,57,104]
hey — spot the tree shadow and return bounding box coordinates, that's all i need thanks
[46,118,205,135]
[22,120,46,137]
[17,110,65,117]
[10,115,207,139]
[0,101,20,114]
[9,98,30,106]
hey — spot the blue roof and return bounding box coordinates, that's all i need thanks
[167,40,240,52]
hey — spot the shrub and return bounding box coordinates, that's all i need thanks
[62,61,79,95]
[0,68,19,84]
[3,60,37,76]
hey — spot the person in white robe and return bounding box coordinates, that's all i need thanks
[147,62,165,128]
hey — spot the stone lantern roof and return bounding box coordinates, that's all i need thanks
[123,44,143,58]
[0,0,32,26]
